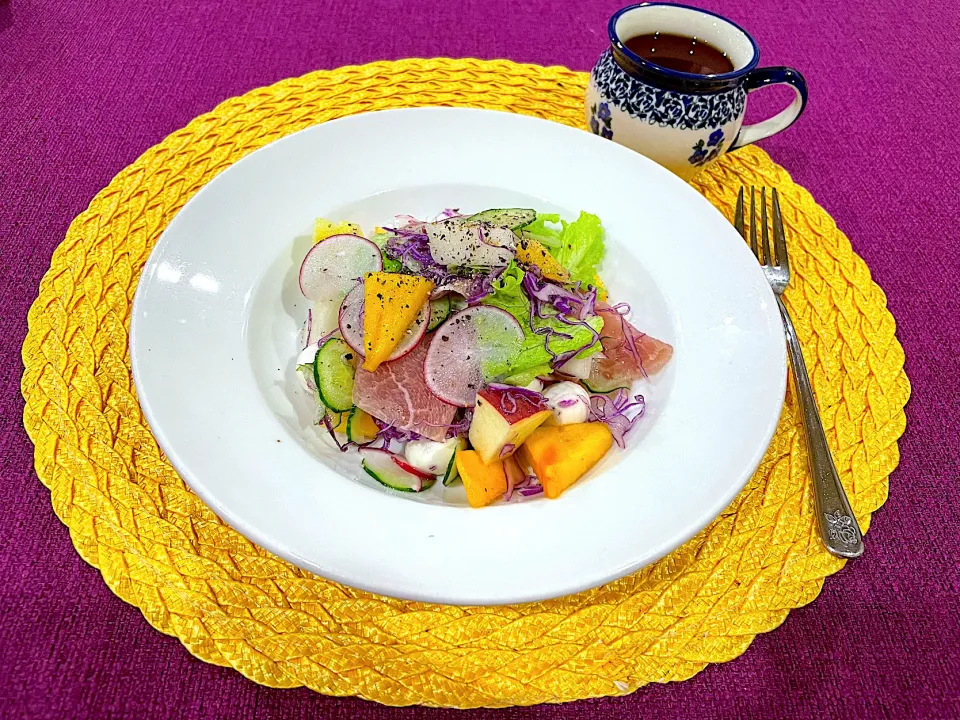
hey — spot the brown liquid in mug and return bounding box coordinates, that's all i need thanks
[624,32,734,75]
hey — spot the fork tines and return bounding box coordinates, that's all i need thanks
[735,186,789,274]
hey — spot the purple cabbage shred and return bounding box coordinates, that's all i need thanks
[320,412,376,453]
[520,271,601,367]
[484,383,548,415]
[373,420,422,449]
[588,388,646,448]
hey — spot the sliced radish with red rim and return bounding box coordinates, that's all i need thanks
[299,234,382,301]
[338,283,430,362]
[338,284,365,354]
[424,306,524,407]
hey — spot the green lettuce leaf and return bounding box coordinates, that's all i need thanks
[481,262,602,382]
[522,213,562,248]
[369,230,403,272]
[522,211,605,286]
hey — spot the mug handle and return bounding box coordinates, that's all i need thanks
[730,67,808,149]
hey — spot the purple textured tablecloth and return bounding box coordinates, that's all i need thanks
[2,0,958,717]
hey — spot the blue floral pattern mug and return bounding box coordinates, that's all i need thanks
[586,3,807,181]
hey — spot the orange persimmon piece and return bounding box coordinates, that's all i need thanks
[518,423,613,499]
[457,450,508,508]
[515,237,570,283]
[362,272,433,371]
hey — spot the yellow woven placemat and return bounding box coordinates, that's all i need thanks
[21,59,909,708]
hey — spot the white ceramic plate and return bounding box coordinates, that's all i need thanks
[131,107,785,605]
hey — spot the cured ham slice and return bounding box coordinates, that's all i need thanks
[353,340,456,442]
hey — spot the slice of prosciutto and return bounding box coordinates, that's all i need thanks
[353,339,456,442]
[589,302,673,390]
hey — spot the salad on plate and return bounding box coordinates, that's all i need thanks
[294,208,673,507]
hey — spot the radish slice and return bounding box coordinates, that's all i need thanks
[557,355,594,379]
[387,303,430,361]
[338,284,365,354]
[477,225,517,249]
[299,234,382,301]
[425,306,524,407]
[426,220,514,267]
[431,277,474,299]
[360,448,435,493]
[392,456,436,481]
[338,283,430,362]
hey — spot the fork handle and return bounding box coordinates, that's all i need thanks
[777,296,864,558]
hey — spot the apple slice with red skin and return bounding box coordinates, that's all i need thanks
[468,385,552,465]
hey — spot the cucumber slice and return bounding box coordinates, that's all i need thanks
[441,439,467,486]
[443,448,460,487]
[313,337,357,412]
[463,208,536,229]
[346,407,379,443]
[582,378,629,394]
[361,448,436,493]
[428,295,452,331]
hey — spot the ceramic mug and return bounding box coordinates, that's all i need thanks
[586,3,808,181]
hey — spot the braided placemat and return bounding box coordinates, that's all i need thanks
[20,59,909,708]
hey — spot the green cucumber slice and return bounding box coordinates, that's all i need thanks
[361,449,436,493]
[346,407,377,443]
[463,208,536,229]
[581,378,629,394]
[313,337,356,412]
[428,295,452,331]
[442,438,467,486]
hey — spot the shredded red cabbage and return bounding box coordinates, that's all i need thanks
[383,233,462,286]
[518,485,544,497]
[520,271,602,367]
[383,231,505,303]
[588,389,646,448]
[505,465,540,501]
[550,318,600,367]
[522,272,597,321]
[321,412,347,451]
[315,327,340,347]
[523,280,573,364]
[302,327,341,360]
[499,443,516,459]
[485,383,547,402]
[433,267,507,305]
[302,308,313,350]
[421,409,473,440]
[372,420,422,449]
[484,383,548,416]
[392,214,427,232]
[464,265,507,304]
[321,412,375,453]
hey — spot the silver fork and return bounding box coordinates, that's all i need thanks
[736,187,864,559]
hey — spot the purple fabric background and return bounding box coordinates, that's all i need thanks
[2,0,958,717]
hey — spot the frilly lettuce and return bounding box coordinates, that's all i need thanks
[368,229,403,272]
[481,262,602,383]
[522,211,605,287]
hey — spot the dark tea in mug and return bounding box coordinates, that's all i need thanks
[623,32,734,75]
